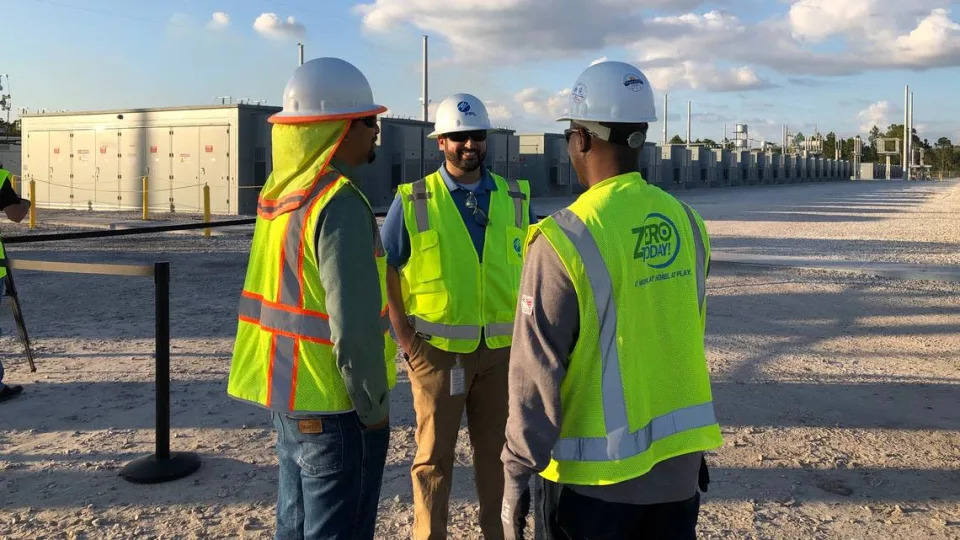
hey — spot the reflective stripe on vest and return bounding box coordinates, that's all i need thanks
[246,171,339,409]
[550,208,715,462]
[506,179,526,228]
[680,203,706,314]
[410,316,513,340]
[407,176,527,232]
[408,180,431,232]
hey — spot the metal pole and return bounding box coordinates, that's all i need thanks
[155,262,170,460]
[686,101,692,146]
[662,94,668,145]
[420,35,429,180]
[909,91,914,179]
[298,43,304,66]
[904,85,910,180]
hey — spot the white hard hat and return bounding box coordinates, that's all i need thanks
[428,93,493,138]
[556,61,657,124]
[270,57,387,124]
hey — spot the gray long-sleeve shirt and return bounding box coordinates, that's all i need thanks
[501,234,701,508]
[314,166,389,426]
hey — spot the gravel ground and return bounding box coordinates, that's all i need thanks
[0,179,958,539]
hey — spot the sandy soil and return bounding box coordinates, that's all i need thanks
[0,179,958,539]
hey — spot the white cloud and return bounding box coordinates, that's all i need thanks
[513,87,570,123]
[486,102,514,123]
[858,101,893,132]
[590,56,609,66]
[644,61,774,92]
[207,11,230,31]
[253,13,305,40]
[887,8,960,66]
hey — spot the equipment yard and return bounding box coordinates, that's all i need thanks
[1,180,958,539]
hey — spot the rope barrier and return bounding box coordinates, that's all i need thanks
[4,218,256,244]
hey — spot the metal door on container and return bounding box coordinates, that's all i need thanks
[95,131,120,209]
[199,125,230,214]
[71,130,97,210]
[171,126,201,213]
[49,131,73,208]
[24,131,50,204]
[145,127,173,212]
[119,128,146,210]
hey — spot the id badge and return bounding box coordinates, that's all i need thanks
[450,355,466,396]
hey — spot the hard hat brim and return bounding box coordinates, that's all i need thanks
[269,105,388,125]
[427,126,491,139]
[555,113,658,123]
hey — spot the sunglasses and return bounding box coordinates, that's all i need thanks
[564,127,591,143]
[355,115,378,128]
[464,191,489,228]
[444,130,487,143]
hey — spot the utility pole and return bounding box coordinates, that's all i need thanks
[904,85,910,180]
[686,100,692,146]
[420,35,429,179]
[298,43,304,66]
[662,94,668,145]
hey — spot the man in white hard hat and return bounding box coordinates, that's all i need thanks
[381,93,535,539]
[501,61,723,539]
[228,57,397,540]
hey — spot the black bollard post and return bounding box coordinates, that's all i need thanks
[121,262,201,484]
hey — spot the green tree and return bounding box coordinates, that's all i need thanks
[825,131,838,159]
[669,135,684,144]
[868,125,881,150]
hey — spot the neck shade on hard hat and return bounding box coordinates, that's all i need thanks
[258,120,350,219]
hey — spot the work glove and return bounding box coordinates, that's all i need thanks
[501,486,531,540]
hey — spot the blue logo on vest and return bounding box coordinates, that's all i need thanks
[632,213,680,269]
[513,238,522,255]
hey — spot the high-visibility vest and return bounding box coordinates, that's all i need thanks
[531,172,723,486]
[0,169,11,280]
[397,171,531,353]
[228,168,397,414]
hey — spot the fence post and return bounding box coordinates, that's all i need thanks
[120,262,201,483]
[203,184,211,237]
[29,179,36,230]
[142,176,149,221]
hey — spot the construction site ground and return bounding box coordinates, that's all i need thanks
[1,179,958,539]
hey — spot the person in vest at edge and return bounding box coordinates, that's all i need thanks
[0,163,30,402]
[227,58,397,540]
[501,61,724,540]
[381,93,533,539]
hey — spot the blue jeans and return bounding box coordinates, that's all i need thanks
[272,411,390,540]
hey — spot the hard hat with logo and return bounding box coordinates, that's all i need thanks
[556,61,657,124]
[270,57,387,124]
[428,93,493,138]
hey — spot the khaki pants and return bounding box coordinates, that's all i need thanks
[406,337,509,540]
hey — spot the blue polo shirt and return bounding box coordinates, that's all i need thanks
[381,165,536,267]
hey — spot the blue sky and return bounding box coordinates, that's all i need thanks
[5,0,960,145]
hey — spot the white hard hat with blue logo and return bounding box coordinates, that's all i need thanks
[556,61,658,124]
[428,93,493,138]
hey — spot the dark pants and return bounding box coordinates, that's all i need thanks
[535,477,701,540]
[273,411,390,540]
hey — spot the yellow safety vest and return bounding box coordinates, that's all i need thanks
[0,169,11,280]
[228,122,396,414]
[397,171,531,353]
[531,172,723,486]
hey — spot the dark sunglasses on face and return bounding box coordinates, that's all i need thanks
[445,130,487,143]
[464,190,489,227]
[355,115,378,128]
[564,127,591,143]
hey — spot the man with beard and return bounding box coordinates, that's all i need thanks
[228,57,396,540]
[381,93,534,539]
